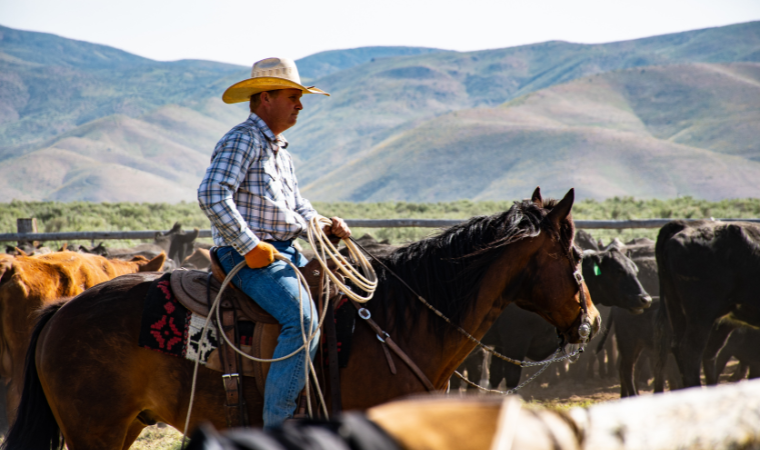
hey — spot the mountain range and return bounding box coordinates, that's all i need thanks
[0,22,759,202]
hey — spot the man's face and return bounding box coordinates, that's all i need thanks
[263,89,303,133]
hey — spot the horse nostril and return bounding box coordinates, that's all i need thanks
[640,294,652,306]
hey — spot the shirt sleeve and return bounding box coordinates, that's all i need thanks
[197,131,261,255]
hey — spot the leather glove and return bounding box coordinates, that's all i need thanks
[244,242,279,269]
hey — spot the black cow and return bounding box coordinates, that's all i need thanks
[581,247,652,314]
[610,255,659,396]
[460,247,651,390]
[655,220,760,388]
[596,248,682,396]
[575,230,599,251]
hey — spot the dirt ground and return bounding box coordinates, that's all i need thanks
[465,358,744,410]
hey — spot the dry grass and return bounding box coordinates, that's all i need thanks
[131,425,184,450]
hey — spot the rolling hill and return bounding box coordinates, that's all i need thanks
[0,24,445,154]
[1,22,759,202]
[302,62,760,202]
[287,21,760,185]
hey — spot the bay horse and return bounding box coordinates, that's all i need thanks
[0,251,166,427]
[4,188,599,450]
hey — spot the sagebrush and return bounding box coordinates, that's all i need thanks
[1,197,759,247]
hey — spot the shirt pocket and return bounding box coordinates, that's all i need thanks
[259,157,284,201]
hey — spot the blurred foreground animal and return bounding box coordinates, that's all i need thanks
[189,378,760,450]
[2,188,601,449]
[186,414,401,450]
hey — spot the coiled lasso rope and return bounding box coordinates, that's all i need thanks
[182,216,378,441]
[306,216,377,303]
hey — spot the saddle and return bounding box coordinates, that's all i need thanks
[170,248,344,426]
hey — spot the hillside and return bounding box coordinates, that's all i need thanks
[287,21,760,185]
[0,24,443,154]
[0,24,447,201]
[296,46,449,82]
[1,22,759,202]
[303,63,760,202]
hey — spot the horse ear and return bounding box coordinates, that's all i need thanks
[544,188,575,229]
[531,186,543,207]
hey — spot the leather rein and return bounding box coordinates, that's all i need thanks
[348,229,592,392]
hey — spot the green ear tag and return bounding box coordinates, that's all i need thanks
[593,263,602,276]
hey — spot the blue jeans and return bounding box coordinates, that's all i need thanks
[216,242,319,429]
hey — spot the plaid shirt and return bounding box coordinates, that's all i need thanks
[197,113,317,256]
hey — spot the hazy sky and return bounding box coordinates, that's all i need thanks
[2,0,759,67]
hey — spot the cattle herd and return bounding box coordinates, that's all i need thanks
[457,220,760,401]
[0,219,759,440]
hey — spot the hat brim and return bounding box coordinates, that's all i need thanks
[222,76,330,104]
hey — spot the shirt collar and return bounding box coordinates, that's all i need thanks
[248,113,289,149]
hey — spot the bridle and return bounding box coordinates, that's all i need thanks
[350,228,593,394]
[567,243,593,344]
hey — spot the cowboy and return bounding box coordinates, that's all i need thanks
[197,57,351,429]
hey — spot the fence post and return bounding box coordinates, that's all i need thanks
[16,218,38,249]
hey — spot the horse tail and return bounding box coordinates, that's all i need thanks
[1,302,65,450]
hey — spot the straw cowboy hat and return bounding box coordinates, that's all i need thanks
[222,57,330,104]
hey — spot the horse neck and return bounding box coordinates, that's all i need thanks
[379,236,541,389]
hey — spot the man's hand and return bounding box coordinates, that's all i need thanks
[324,216,352,241]
[244,242,279,269]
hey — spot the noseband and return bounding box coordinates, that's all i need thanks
[555,243,592,346]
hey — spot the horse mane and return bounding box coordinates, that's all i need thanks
[365,198,575,337]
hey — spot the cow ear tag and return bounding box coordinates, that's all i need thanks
[593,263,602,276]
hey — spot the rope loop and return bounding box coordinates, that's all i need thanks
[306,216,378,303]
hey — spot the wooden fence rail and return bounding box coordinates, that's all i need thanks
[1,218,759,243]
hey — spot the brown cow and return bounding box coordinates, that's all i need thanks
[182,247,211,270]
[0,250,166,427]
